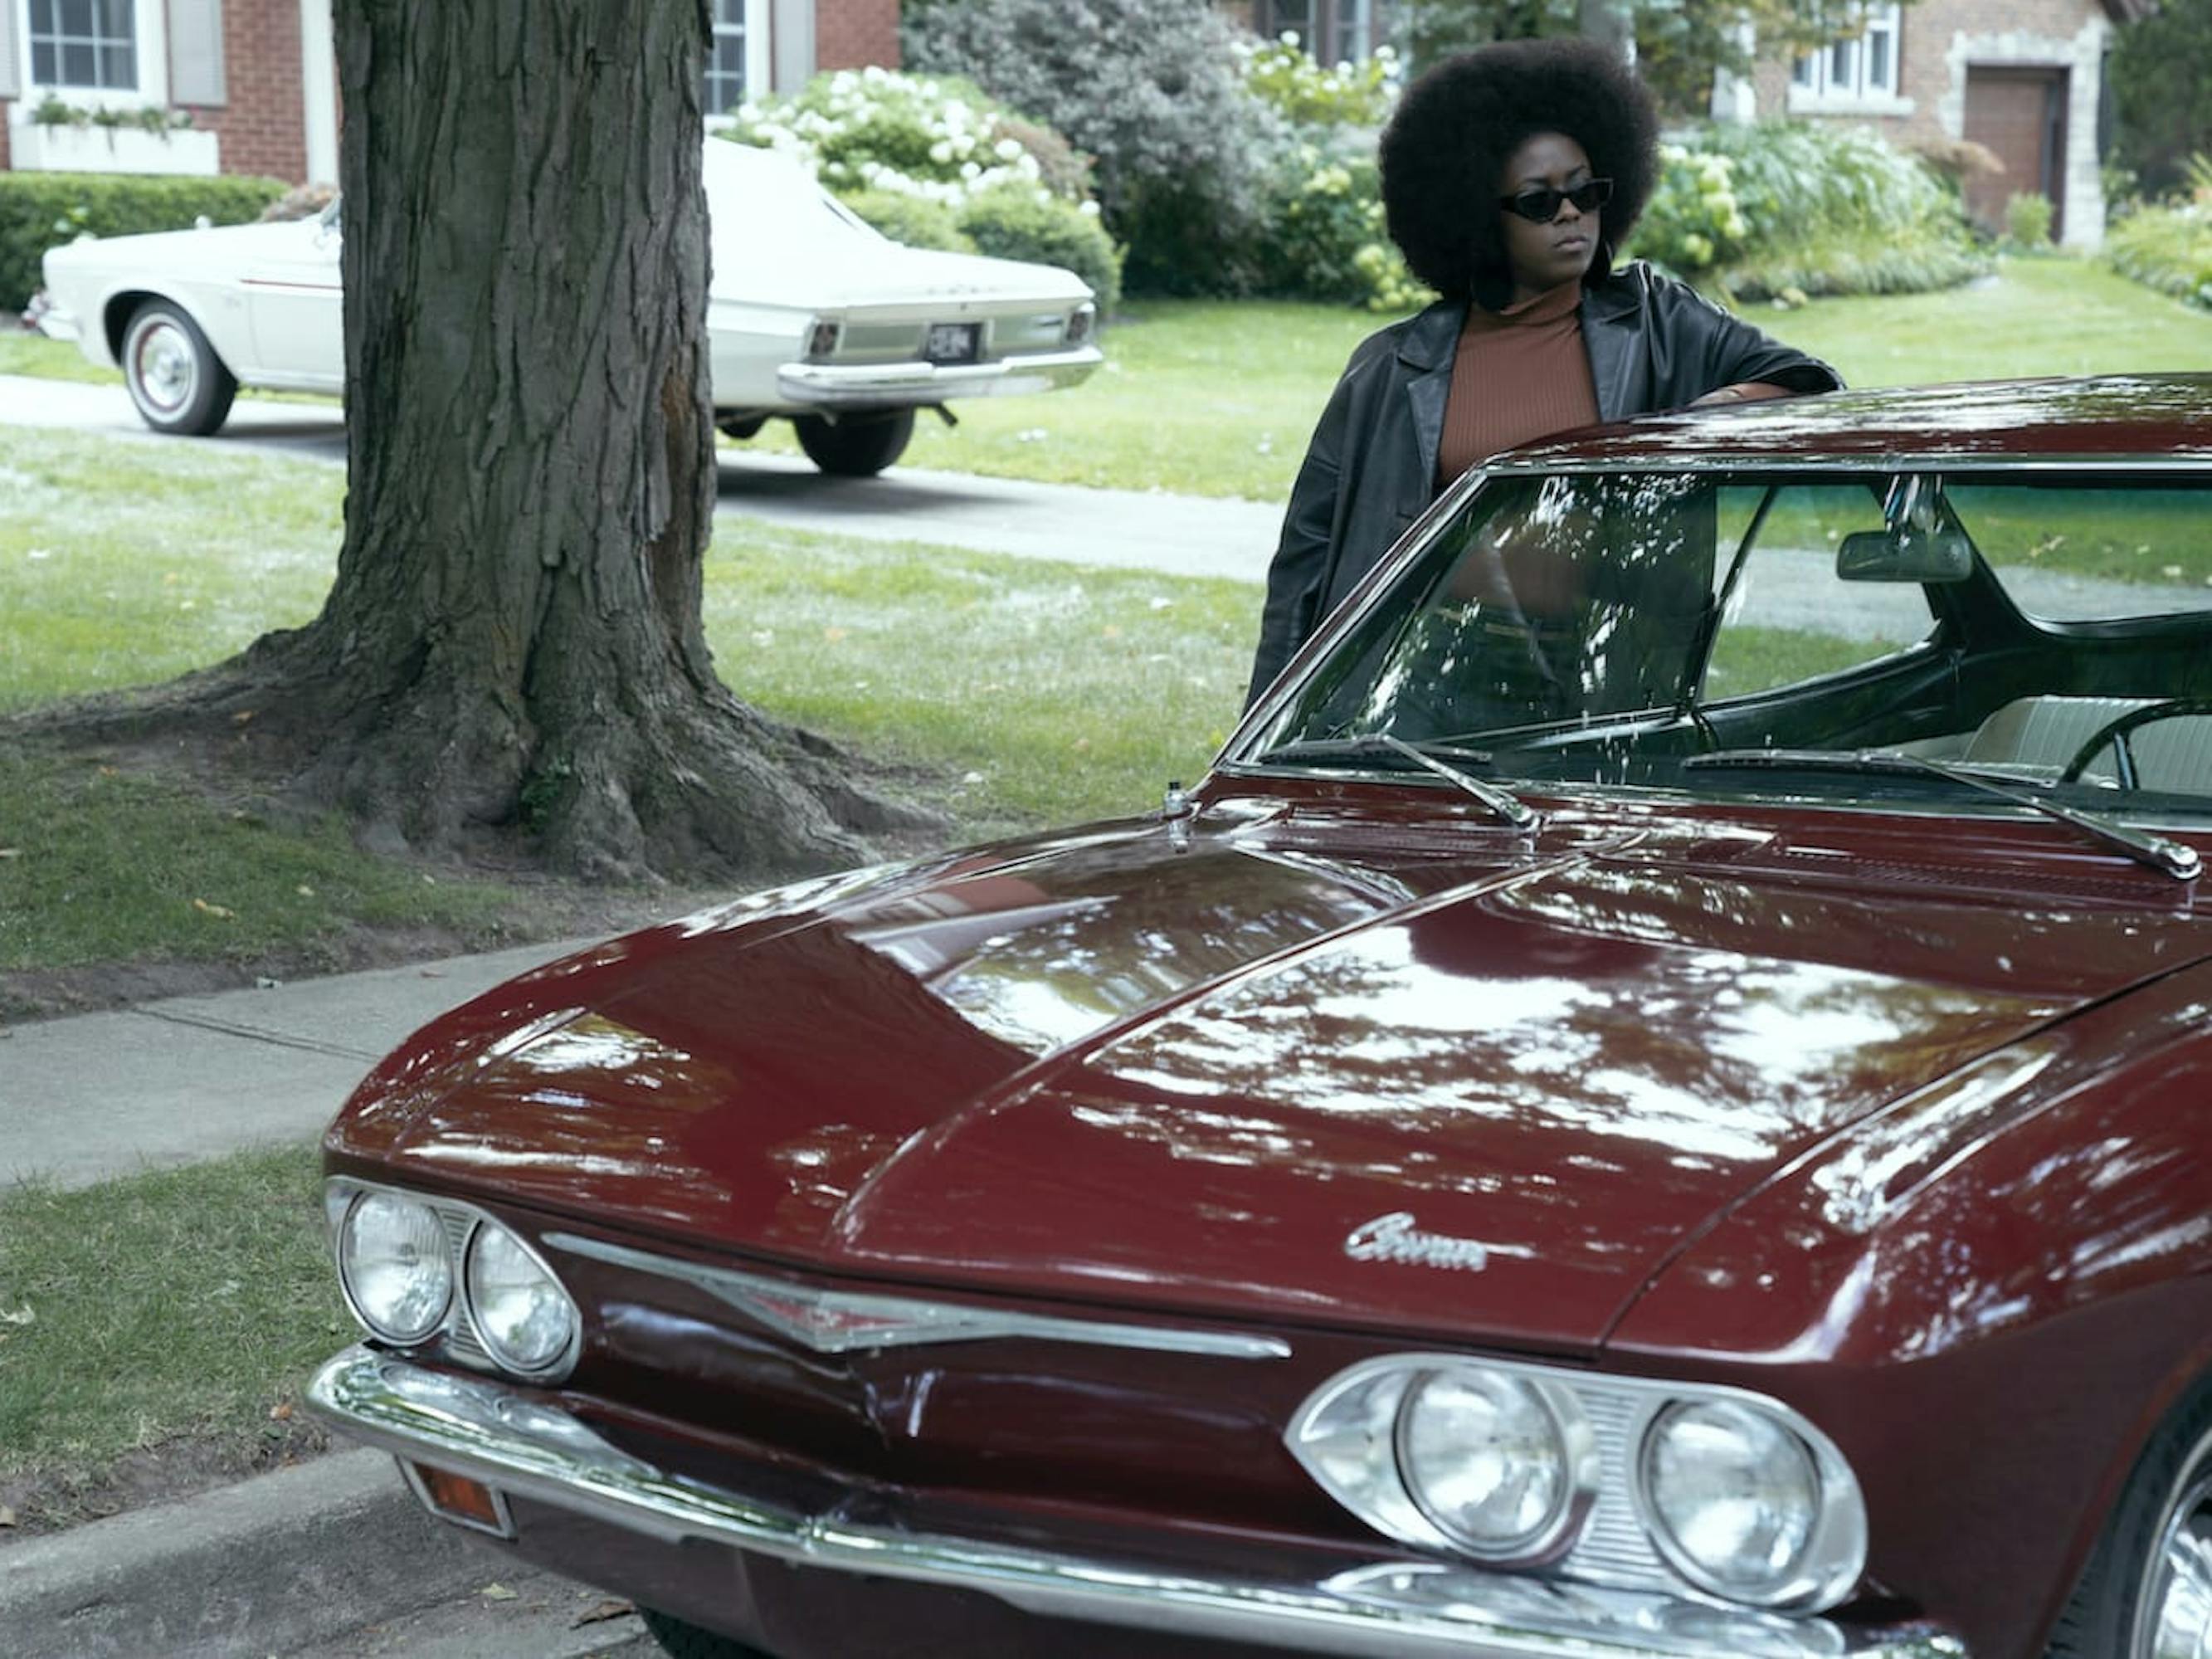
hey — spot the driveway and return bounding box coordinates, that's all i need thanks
[0,373,1276,583]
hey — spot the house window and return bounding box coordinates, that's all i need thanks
[1330,0,1375,65]
[1256,0,1387,63]
[701,0,771,115]
[1793,3,1902,104]
[28,0,136,91]
[17,0,167,103]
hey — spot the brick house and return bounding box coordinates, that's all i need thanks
[0,0,899,182]
[1727,0,2156,249]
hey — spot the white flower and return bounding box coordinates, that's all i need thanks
[1079,199,1101,217]
[995,136,1023,161]
[960,160,981,179]
[929,139,953,163]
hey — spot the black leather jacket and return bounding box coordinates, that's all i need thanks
[1245,262,1843,704]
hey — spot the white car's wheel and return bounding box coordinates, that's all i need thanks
[121,300,238,437]
[792,410,914,477]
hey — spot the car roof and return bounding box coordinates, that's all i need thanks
[1488,373,2212,472]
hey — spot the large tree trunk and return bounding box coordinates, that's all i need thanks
[166,0,910,881]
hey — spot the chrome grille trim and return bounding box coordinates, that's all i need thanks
[544,1231,1291,1360]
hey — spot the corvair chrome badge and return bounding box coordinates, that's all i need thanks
[1344,1211,1491,1271]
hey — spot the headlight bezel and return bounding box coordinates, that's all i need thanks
[1633,1394,1869,1611]
[1285,1351,1868,1614]
[334,1188,453,1347]
[1393,1364,1597,1564]
[463,1217,582,1379]
[326,1178,582,1386]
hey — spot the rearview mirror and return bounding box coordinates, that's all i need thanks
[1836,525,1973,583]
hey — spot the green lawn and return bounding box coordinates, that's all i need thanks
[1763,256,2212,386]
[0,1148,343,1529]
[0,423,1250,979]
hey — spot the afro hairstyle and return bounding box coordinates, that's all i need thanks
[1380,38,1659,310]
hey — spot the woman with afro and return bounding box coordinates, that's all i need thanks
[1246,37,1840,703]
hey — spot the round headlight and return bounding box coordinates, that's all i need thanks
[1640,1398,1826,1604]
[1396,1365,1588,1560]
[464,1222,578,1377]
[339,1193,451,1345]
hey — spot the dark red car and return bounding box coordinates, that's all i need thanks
[308,376,2212,1659]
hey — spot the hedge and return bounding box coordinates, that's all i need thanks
[1,171,289,314]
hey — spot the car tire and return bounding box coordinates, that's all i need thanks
[120,300,238,437]
[638,1607,776,1658]
[2045,1374,2212,1657]
[792,409,915,477]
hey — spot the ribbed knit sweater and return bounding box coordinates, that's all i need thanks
[1436,279,1601,487]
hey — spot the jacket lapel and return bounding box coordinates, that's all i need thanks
[1397,301,1464,491]
[1581,272,1648,422]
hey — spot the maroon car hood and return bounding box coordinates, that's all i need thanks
[336,805,2211,1349]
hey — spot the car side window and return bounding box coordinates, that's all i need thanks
[1702,484,1937,701]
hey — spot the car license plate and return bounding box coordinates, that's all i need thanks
[923,323,980,364]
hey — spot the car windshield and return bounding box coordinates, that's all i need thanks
[1245,469,2212,823]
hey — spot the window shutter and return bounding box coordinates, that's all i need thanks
[0,1,19,101]
[771,0,813,95]
[170,0,228,106]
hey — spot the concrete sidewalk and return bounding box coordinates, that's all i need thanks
[0,939,596,1190]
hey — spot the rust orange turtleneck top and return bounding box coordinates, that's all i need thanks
[1436,280,1600,488]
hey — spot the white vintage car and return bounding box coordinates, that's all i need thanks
[37,140,1103,476]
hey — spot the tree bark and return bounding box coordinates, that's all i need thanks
[67,0,916,883]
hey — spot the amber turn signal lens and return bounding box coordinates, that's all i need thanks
[414,1462,505,1531]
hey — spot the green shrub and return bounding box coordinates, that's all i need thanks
[956,185,1122,310]
[839,189,974,252]
[1633,144,1752,275]
[904,0,1288,297]
[725,70,1124,308]
[1641,120,1989,300]
[2109,0,2212,196]
[727,66,1089,208]
[2005,191,2054,246]
[0,171,287,313]
[1237,33,1398,127]
[2102,202,2212,309]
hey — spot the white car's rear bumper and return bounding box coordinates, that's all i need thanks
[775,344,1102,408]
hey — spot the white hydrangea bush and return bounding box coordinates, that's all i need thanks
[730,66,1097,218]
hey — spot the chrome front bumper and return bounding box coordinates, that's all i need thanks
[305,1346,1962,1659]
[775,344,1102,407]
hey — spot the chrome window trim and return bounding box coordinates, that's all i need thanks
[326,1178,580,1385]
[543,1230,1291,1360]
[307,1346,1958,1659]
[1286,1354,1869,1616]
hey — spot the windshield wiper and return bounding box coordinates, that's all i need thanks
[1255,734,1540,830]
[1684,749,2201,882]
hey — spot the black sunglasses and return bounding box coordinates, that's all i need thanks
[1498,178,1614,223]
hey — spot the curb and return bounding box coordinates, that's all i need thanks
[0,1446,501,1657]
